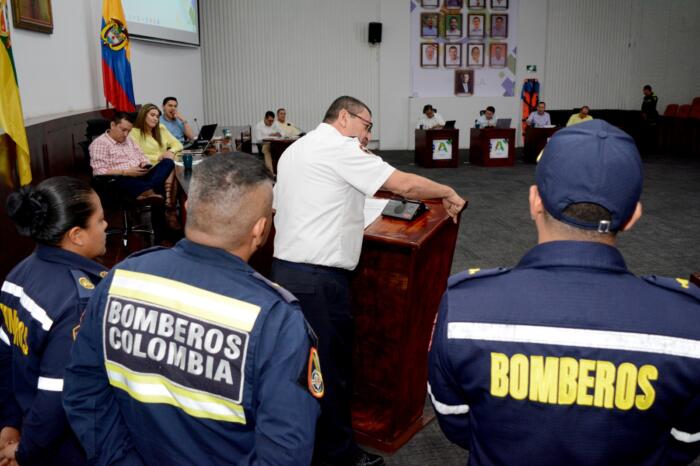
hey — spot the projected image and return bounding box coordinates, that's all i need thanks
[122,0,199,45]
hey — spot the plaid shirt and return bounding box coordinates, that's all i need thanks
[89,132,149,175]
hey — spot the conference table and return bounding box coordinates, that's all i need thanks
[175,163,464,451]
[262,136,299,173]
[523,126,559,163]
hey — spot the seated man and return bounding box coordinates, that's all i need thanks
[475,106,496,128]
[525,101,551,127]
[64,154,320,466]
[429,120,700,466]
[566,105,593,126]
[254,111,282,173]
[416,104,445,130]
[89,111,174,204]
[276,108,301,138]
[160,96,195,144]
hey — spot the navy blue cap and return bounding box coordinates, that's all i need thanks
[536,119,642,232]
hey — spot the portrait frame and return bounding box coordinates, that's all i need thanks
[444,0,464,8]
[467,13,485,38]
[489,42,507,68]
[10,0,53,34]
[420,43,439,68]
[420,12,440,38]
[421,0,439,8]
[443,43,463,68]
[444,14,463,38]
[454,69,475,96]
[490,14,508,38]
[467,0,485,9]
[490,0,509,10]
[467,43,484,67]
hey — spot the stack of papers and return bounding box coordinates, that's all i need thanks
[364,198,389,229]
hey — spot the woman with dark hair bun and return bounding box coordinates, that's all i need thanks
[0,176,107,466]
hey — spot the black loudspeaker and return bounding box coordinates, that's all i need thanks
[368,22,382,44]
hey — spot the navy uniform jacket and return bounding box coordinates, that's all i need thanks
[429,241,700,466]
[63,239,321,466]
[0,245,107,465]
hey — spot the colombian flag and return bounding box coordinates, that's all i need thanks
[101,0,135,111]
[0,0,31,187]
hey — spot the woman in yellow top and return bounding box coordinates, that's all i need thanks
[130,103,183,164]
[130,103,183,227]
[566,105,594,126]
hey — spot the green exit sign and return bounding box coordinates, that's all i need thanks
[526,65,537,72]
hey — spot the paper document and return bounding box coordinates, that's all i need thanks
[364,198,389,229]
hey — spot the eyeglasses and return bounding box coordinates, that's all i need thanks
[347,111,373,133]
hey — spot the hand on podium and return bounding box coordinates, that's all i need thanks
[443,189,465,223]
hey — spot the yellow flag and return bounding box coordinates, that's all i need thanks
[0,0,31,186]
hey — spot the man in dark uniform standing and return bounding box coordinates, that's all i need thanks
[641,84,659,122]
[429,120,700,466]
[63,154,321,465]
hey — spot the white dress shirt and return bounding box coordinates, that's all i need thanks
[476,114,496,127]
[276,120,301,138]
[273,123,395,270]
[253,120,282,143]
[416,113,446,129]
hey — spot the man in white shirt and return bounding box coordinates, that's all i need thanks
[275,108,301,138]
[254,111,282,173]
[271,96,465,466]
[490,44,506,66]
[476,105,496,128]
[445,45,461,66]
[469,15,484,37]
[416,104,446,129]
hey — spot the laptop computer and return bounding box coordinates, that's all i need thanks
[183,124,218,150]
[444,120,456,129]
[495,118,511,129]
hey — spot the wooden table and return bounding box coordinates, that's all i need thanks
[469,128,516,167]
[414,129,460,168]
[523,126,559,163]
[262,137,298,173]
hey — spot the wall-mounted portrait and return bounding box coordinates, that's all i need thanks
[421,13,439,37]
[420,43,439,68]
[421,0,439,7]
[490,0,509,10]
[444,14,462,38]
[444,0,463,8]
[454,69,474,96]
[444,43,463,68]
[10,0,53,33]
[467,14,485,37]
[489,43,507,67]
[467,43,484,67]
[468,0,485,8]
[490,14,508,38]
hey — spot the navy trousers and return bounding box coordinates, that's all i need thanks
[270,258,358,462]
[112,158,174,199]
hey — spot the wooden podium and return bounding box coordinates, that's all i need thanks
[469,128,516,167]
[414,129,459,168]
[350,195,461,452]
[523,126,559,163]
